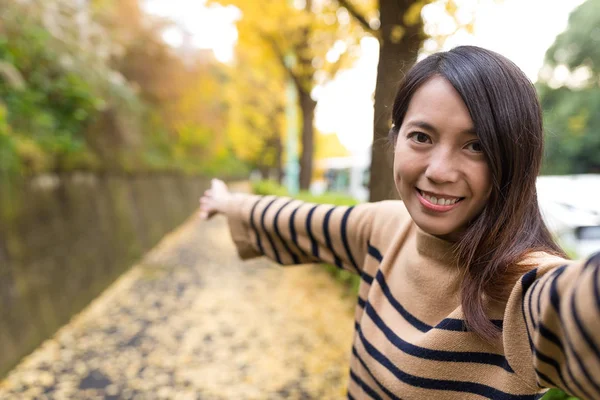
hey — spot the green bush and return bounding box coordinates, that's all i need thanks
[0,14,103,173]
[541,388,579,400]
[251,179,290,197]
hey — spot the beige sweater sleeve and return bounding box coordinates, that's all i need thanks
[224,193,379,274]
[503,251,600,399]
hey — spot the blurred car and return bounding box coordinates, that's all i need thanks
[537,175,600,258]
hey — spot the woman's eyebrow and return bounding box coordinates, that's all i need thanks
[406,120,476,136]
[406,120,437,133]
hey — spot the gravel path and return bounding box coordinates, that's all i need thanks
[0,212,356,399]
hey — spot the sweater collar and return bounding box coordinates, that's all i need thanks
[414,224,458,264]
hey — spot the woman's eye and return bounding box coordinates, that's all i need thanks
[409,132,430,144]
[466,141,483,153]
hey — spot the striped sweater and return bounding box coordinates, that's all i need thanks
[224,194,600,399]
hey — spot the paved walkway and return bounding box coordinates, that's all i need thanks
[0,211,356,399]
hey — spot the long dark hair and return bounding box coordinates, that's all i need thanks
[389,46,567,342]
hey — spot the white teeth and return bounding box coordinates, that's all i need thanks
[421,191,460,205]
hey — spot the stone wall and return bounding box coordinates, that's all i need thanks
[0,173,210,377]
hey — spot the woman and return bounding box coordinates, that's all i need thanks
[199,46,600,399]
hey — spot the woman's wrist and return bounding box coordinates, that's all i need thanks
[219,192,238,215]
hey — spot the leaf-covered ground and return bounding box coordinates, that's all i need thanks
[0,213,356,399]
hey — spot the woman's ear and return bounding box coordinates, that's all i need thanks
[388,126,399,150]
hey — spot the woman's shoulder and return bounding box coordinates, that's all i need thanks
[516,250,571,275]
[370,199,411,218]
[362,200,414,242]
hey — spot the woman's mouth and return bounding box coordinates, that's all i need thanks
[416,188,464,212]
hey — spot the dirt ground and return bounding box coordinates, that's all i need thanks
[0,210,357,399]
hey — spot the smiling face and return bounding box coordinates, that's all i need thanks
[393,76,492,241]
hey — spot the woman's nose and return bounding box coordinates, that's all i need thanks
[425,149,460,184]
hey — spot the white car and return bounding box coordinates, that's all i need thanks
[537,175,600,258]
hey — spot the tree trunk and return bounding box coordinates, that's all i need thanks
[369,0,425,202]
[298,89,316,190]
[275,133,284,184]
[258,166,269,180]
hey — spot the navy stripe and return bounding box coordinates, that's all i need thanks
[527,278,543,330]
[536,269,554,319]
[349,368,383,400]
[571,271,600,360]
[347,392,357,400]
[305,205,320,258]
[260,197,281,264]
[549,265,568,312]
[435,318,503,332]
[249,199,264,254]
[323,207,343,270]
[584,251,600,269]
[289,205,308,257]
[532,345,574,393]
[355,326,537,400]
[375,270,432,333]
[594,267,600,311]
[547,264,594,399]
[361,271,374,285]
[367,241,383,262]
[538,322,564,353]
[594,261,600,313]
[535,266,580,394]
[341,206,360,272]
[364,301,514,373]
[351,346,402,400]
[535,368,559,388]
[521,269,538,352]
[273,199,300,264]
[569,266,600,395]
[357,296,366,309]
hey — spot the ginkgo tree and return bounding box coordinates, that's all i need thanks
[224,43,287,181]
[209,0,368,190]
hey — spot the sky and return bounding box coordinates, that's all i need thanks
[144,0,585,155]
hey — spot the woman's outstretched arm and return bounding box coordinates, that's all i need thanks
[199,179,378,274]
[503,251,600,399]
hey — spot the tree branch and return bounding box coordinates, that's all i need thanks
[260,32,306,94]
[335,0,380,39]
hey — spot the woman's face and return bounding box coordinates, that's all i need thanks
[393,76,492,241]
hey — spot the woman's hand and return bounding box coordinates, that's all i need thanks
[199,179,232,220]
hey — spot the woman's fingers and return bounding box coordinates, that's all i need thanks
[199,179,228,221]
[211,179,228,194]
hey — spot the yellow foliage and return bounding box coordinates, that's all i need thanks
[14,137,52,173]
[567,109,588,137]
[223,41,286,169]
[389,25,406,44]
[209,0,368,92]
[444,0,458,16]
[422,0,489,52]
[315,131,350,160]
[404,1,429,27]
